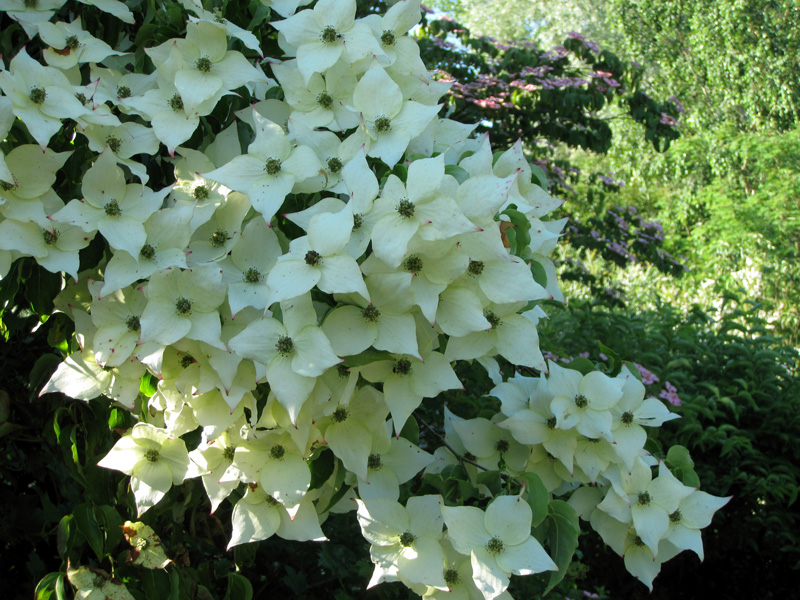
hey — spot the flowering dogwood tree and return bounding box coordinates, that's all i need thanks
[0,0,727,597]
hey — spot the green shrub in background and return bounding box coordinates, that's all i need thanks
[544,293,800,598]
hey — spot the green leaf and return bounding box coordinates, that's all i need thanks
[530,260,548,288]
[342,348,395,367]
[29,354,62,395]
[624,360,642,381]
[96,505,124,554]
[321,483,351,514]
[308,448,335,490]
[501,208,532,254]
[142,570,171,600]
[530,164,548,189]
[398,415,419,445]
[666,445,695,471]
[74,503,104,560]
[564,357,594,376]
[445,164,469,184]
[169,569,180,600]
[519,472,550,527]
[544,500,580,595]
[476,470,503,496]
[56,515,74,558]
[224,572,254,600]
[139,372,159,397]
[234,543,258,569]
[108,407,133,431]
[34,573,64,600]
[598,341,623,376]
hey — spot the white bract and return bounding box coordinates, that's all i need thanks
[441,496,557,600]
[97,423,193,516]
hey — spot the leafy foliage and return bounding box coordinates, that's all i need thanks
[608,0,800,131]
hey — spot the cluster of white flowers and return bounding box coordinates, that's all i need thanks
[0,0,727,596]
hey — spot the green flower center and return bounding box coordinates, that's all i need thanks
[320,26,340,44]
[546,416,557,429]
[381,30,396,46]
[75,93,88,105]
[30,87,47,105]
[362,304,381,323]
[669,509,682,523]
[396,198,415,219]
[392,358,412,376]
[42,228,60,245]
[621,410,634,425]
[486,537,504,555]
[126,315,141,332]
[374,116,392,133]
[399,531,416,547]
[180,354,195,368]
[265,158,282,176]
[305,250,323,266]
[484,310,501,329]
[317,91,333,110]
[106,136,122,153]
[637,491,651,506]
[104,200,122,217]
[243,267,261,284]
[65,35,80,50]
[352,213,363,230]
[444,568,460,587]
[193,185,210,200]
[195,56,213,73]
[495,439,510,453]
[175,297,193,316]
[144,449,160,463]
[117,85,132,98]
[332,407,348,423]
[1,180,15,191]
[270,444,286,460]
[24,0,38,8]
[337,364,349,378]
[265,495,280,507]
[402,255,423,273]
[574,394,589,409]
[139,243,156,261]
[633,535,646,547]
[223,446,236,461]
[210,229,229,248]
[169,94,184,111]
[327,156,343,174]
[276,335,294,356]
[367,453,383,471]
[468,260,485,276]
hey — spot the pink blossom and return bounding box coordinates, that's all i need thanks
[633,362,659,385]
[659,381,682,406]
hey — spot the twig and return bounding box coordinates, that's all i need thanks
[414,412,489,472]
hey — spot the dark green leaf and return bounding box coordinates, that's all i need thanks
[224,572,254,600]
[519,472,550,527]
[544,500,580,594]
[34,573,63,600]
[398,415,419,445]
[309,448,335,490]
[598,341,622,376]
[74,503,104,560]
